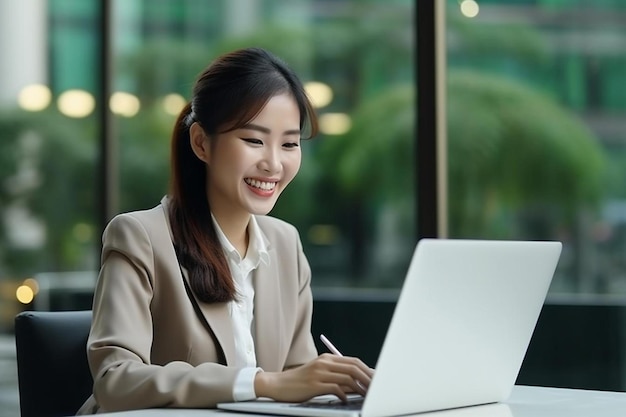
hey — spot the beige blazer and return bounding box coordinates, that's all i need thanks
[77,198,317,414]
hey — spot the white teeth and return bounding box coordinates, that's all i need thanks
[245,179,276,190]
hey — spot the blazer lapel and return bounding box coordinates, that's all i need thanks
[253,250,285,371]
[179,265,237,366]
[159,197,237,366]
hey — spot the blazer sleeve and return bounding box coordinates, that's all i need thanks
[283,225,318,368]
[87,213,241,412]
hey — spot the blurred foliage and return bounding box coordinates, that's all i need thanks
[318,69,606,239]
[319,85,415,202]
[118,41,210,103]
[116,105,173,212]
[447,70,606,237]
[0,109,95,275]
[0,3,616,283]
[447,9,550,65]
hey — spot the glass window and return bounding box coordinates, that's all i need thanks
[0,0,99,328]
[0,0,414,327]
[446,0,626,295]
[112,0,416,289]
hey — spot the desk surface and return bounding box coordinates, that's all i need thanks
[94,385,626,416]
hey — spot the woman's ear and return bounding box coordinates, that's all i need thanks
[189,122,211,163]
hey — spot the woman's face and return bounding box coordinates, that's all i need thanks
[205,93,302,222]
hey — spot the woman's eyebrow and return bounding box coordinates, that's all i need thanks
[242,123,301,136]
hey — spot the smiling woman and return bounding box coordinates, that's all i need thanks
[189,94,303,236]
[77,47,373,415]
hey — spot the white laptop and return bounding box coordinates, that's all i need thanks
[218,238,562,417]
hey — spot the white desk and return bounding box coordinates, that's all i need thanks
[94,385,626,416]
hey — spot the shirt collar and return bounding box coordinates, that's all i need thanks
[211,214,270,267]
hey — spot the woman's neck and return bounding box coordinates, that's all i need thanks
[212,209,251,258]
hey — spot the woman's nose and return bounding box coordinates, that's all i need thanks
[259,148,281,173]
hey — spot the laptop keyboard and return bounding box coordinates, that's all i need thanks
[292,397,364,411]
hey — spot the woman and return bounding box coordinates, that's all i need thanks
[77,47,372,414]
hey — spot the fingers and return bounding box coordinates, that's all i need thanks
[327,363,370,392]
[313,354,372,396]
[319,353,373,385]
[320,368,367,396]
[261,354,373,403]
[323,383,349,402]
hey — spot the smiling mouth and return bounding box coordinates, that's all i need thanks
[245,178,277,191]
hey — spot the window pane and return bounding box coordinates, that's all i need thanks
[113,0,416,289]
[0,0,99,327]
[446,0,626,295]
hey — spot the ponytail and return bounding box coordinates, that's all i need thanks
[168,103,236,303]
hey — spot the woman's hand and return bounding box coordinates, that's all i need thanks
[254,353,373,403]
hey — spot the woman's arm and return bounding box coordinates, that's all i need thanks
[87,214,240,412]
[254,223,373,403]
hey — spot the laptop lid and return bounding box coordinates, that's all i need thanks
[218,239,562,417]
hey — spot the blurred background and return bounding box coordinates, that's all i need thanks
[1,0,626,416]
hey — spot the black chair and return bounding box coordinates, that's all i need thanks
[14,310,93,417]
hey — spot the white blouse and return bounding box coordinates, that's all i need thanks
[211,214,269,401]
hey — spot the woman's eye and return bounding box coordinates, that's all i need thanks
[241,138,263,145]
[283,142,300,149]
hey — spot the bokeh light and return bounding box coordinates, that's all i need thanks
[17,84,52,111]
[305,81,333,109]
[57,89,95,118]
[319,113,352,135]
[110,91,140,117]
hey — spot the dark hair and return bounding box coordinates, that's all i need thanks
[169,47,318,303]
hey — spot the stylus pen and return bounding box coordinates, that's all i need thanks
[320,334,344,356]
[321,334,368,392]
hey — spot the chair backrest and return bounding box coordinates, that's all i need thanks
[14,310,93,417]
